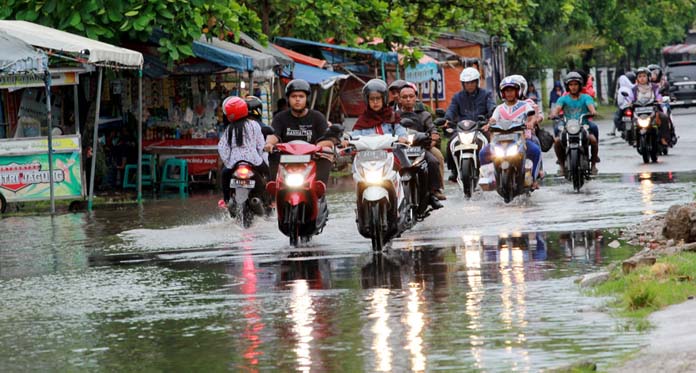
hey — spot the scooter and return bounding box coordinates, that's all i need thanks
[266,141,330,246]
[227,161,271,227]
[349,134,412,251]
[558,114,592,192]
[400,126,438,222]
[448,116,489,198]
[631,98,661,164]
[489,118,534,203]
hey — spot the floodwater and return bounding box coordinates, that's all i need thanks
[1,171,694,371]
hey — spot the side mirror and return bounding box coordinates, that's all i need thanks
[400,117,417,129]
[435,108,446,118]
[621,91,629,97]
[477,115,487,122]
[433,118,447,127]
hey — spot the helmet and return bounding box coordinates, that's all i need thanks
[498,76,521,99]
[222,96,248,122]
[362,79,389,105]
[564,71,584,91]
[635,67,650,79]
[388,79,408,92]
[400,82,418,95]
[508,74,528,99]
[285,79,311,98]
[647,64,662,81]
[625,71,636,84]
[460,67,481,83]
[245,96,263,118]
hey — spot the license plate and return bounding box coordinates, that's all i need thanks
[406,146,422,155]
[455,144,478,151]
[640,129,647,134]
[494,133,516,141]
[231,179,255,188]
[280,154,311,163]
[358,150,388,161]
[622,116,632,121]
[634,107,653,115]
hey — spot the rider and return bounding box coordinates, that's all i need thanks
[218,96,268,205]
[550,71,599,175]
[397,82,446,200]
[387,79,408,110]
[264,79,339,185]
[444,67,496,182]
[631,67,671,147]
[479,76,542,189]
[612,73,635,136]
[352,79,443,209]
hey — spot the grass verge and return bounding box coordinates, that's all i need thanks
[591,252,696,319]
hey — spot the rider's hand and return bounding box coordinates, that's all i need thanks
[481,124,490,132]
[340,139,350,148]
[263,143,274,152]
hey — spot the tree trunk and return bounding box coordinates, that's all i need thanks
[262,0,270,37]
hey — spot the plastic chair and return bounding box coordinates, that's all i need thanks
[123,154,157,189]
[160,158,189,196]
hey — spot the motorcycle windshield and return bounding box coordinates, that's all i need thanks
[457,120,477,132]
[491,119,525,132]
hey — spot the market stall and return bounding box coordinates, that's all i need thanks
[0,20,144,210]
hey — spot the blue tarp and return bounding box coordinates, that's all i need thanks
[275,37,398,64]
[192,40,253,72]
[292,63,348,88]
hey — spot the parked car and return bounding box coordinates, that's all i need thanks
[666,61,696,108]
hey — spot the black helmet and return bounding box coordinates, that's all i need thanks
[647,64,662,81]
[285,79,311,98]
[245,96,263,118]
[388,79,408,92]
[564,71,584,91]
[362,79,389,105]
[625,71,636,84]
[635,67,650,79]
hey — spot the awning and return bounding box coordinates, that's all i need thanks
[198,36,278,74]
[238,32,294,67]
[0,29,47,77]
[275,36,399,64]
[663,44,696,55]
[192,40,253,72]
[275,44,327,68]
[293,63,348,89]
[0,20,143,68]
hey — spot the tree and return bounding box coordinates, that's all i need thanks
[1,0,263,62]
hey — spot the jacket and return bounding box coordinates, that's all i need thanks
[445,88,496,123]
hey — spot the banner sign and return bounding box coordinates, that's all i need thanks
[421,67,446,101]
[0,135,83,202]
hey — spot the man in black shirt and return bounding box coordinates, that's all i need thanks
[264,79,337,184]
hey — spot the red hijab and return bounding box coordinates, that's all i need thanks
[353,105,400,130]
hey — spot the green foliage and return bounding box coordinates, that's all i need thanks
[3,0,263,63]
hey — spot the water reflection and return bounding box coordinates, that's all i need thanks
[289,280,315,372]
[239,232,264,372]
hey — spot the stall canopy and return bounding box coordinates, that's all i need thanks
[274,44,327,68]
[197,36,278,78]
[292,63,348,89]
[238,31,293,67]
[0,29,47,76]
[192,40,253,72]
[275,36,399,64]
[0,20,143,68]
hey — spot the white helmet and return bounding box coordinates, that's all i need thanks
[460,67,480,83]
[508,74,528,99]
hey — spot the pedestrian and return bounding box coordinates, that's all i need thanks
[549,81,564,111]
[526,82,540,106]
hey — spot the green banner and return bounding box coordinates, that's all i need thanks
[0,152,83,202]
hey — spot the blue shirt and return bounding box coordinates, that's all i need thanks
[351,123,408,138]
[556,94,594,121]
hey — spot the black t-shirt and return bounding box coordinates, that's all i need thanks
[271,109,328,143]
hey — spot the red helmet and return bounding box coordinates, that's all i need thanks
[222,96,248,121]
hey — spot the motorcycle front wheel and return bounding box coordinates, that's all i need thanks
[569,149,583,192]
[639,136,650,164]
[459,158,475,198]
[369,203,385,252]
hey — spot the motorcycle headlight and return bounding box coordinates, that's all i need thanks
[458,132,475,144]
[566,122,581,135]
[364,169,383,184]
[505,146,519,157]
[494,145,506,159]
[285,173,305,187]
[638,117,651,128]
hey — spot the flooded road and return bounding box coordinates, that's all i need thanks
[1,115,696,371]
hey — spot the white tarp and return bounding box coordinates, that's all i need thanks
[0,20,143,68]
[198,35,277,73]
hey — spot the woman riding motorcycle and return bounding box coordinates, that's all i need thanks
[218,96,268,206]
[631,67,672,147]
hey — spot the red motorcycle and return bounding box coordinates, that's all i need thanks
[266,142,330,246]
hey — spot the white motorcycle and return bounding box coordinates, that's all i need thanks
[448,117,489,198]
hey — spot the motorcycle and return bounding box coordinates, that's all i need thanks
[400,124,438,222]
[631,96,661,164]
[448,116,489,198]
[660,96,677,154]
[348,134,412,251]
[558,114,592,192]
[265,141,330,246]
[489,118,534,203]
[227,161,272,227]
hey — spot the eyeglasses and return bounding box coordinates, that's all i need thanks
[368,96,383,102]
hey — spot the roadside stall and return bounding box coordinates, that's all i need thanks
[0,20,143,211]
